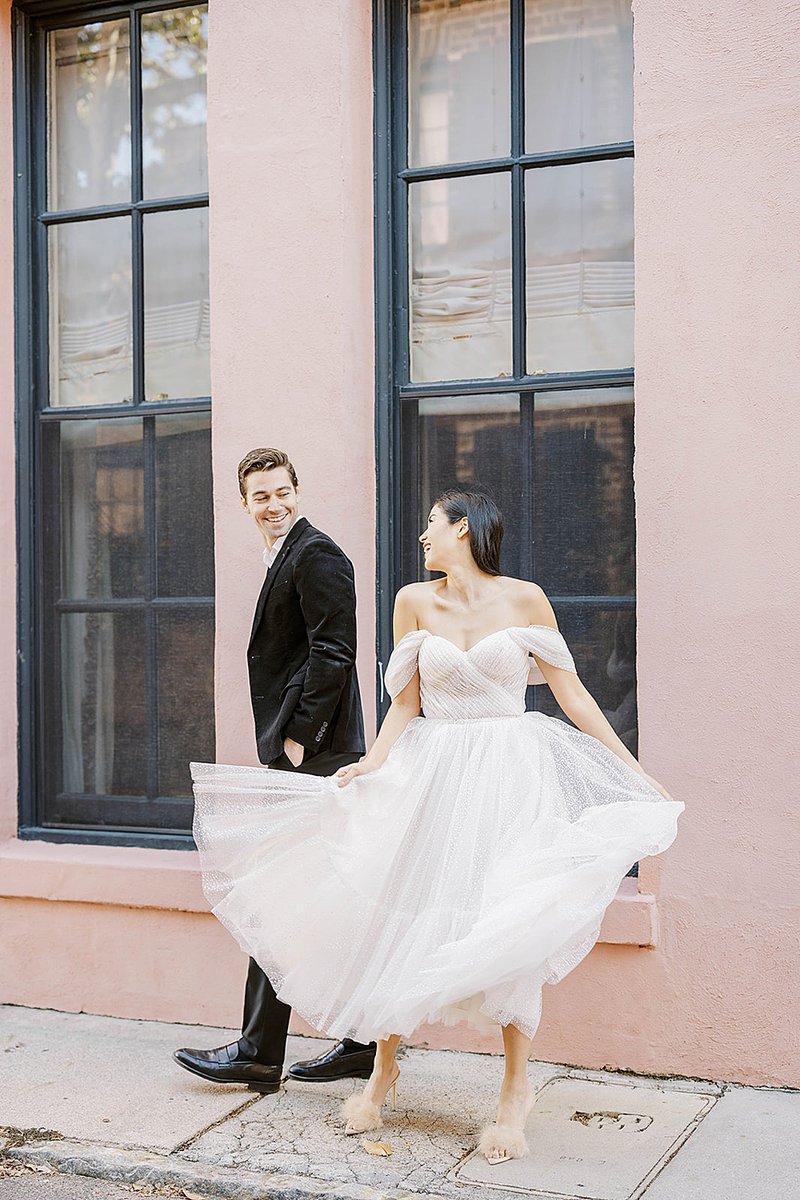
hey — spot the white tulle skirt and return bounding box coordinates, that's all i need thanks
[192,711,682,1043]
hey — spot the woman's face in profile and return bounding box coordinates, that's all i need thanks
[419,505,463,572]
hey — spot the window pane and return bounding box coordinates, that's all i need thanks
[402,394,522,581]
[525,0,633,154]
[158,608,214,796]
[534,605,638,754]
[409,0,510,168]
[410,173,511,382]
[144,207,210,400]
[55,418,145,600]
[534,387,634,596]
[49,217,132,407]
[61,611,147,796]
[525,158,633,373]
[48,21,131,211]
[142,6,209,200]
[156,412,214,596]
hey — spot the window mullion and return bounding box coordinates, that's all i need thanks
[131,6,145,405]
[142,415,160,801]
[511,0,526,381]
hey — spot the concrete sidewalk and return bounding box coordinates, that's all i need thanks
[1,1005,798,1200]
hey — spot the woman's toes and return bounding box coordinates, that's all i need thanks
[477,1120,529,1164]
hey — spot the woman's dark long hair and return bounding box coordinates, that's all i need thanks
[433,490,504,576]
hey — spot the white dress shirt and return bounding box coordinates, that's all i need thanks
[263,534,288,571]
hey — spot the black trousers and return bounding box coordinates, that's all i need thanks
[239,748,363,1066]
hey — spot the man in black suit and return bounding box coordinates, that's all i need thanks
[174,447,376,1092]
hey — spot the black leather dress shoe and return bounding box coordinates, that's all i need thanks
[173,1040,282,1094]
[287,1038,377,1082]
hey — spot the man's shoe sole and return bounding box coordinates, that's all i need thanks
[174,1055,282,1094]
[287,1068,374,1082]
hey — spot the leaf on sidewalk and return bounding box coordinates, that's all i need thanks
[362,1139,393,1156]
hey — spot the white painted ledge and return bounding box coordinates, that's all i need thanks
[0,839,659,946]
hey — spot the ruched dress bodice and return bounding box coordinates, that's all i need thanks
[384,625,577,720]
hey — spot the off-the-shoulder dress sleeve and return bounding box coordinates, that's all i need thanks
[383,630,430,698]
[508,625,577,685]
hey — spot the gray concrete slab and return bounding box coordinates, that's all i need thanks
[182,1043,561,1196]
[643,1084,800,1200]
[452,1076,715,1199]
[0,1006,254,1153]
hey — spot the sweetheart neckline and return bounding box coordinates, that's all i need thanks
[409,624,557,655]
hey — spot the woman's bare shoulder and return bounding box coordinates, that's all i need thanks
[504,578,557,627]
[394,581,437,618]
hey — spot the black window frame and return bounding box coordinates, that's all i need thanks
[373,0,636,704]
[13,0,213,848]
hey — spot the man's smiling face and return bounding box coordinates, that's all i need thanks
[242,466,300,548]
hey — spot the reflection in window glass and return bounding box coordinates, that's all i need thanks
[49,217,133,407]
[534,606,638,754]
[48,20,131,211]
[524,0,633,154]
[158,608,214,796]
[61,610,147,796]
[410,174,512,382]
[144,207,210,399]
[142,5,208,200]
[155,412,214,595]
[526,158,633,373]
[534,388,634,596]
[409,0,509,168]
[57,418,145,600]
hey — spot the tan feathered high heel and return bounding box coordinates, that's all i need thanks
[342,1068,400,1135]
[478,1087,535,1164]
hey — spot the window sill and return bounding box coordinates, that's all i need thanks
[0,840,659,946]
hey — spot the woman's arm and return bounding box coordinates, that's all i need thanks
[527,586,673,800]
[336,587,422,787]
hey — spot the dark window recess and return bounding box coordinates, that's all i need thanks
[15,1,213,845]
[376,1,640,879]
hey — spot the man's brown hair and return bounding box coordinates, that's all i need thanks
[238,447,299,498]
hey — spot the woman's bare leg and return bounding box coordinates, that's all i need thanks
[478,1024,535,1163]
[342,1035,401,1134]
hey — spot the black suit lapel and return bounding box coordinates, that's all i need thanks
[248,517,310,646]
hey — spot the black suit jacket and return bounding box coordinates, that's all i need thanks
[248,517,365,766]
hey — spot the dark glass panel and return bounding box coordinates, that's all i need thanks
[60,610,147,797]
[402,395,522,582]
[532,605,637,755]
[157,607,214,796]
[534,387,634,596]
[155,412,214,596]
[57,418,145,600]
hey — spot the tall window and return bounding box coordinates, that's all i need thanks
[377,0,637,752]
[15,1,214,843]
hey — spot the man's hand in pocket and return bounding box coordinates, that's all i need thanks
[283,737,305,768]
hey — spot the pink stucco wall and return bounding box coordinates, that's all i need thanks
[1,0,799,1089]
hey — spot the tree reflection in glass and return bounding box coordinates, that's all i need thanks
[142,5,208,200]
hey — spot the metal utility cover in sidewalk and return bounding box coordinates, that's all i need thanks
[450,1077,716,1200]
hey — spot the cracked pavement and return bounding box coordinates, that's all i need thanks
[2,1006,799,1200]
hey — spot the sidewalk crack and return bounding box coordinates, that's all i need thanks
[170,1093,264,1155]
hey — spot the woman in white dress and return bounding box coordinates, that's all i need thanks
[191,491,682,1164]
